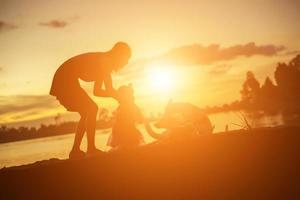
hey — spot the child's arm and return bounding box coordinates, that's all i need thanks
[93,75,117,98]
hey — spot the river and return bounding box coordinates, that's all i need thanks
[0,111,289,168]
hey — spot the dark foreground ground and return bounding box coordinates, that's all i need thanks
[1,126,300,200]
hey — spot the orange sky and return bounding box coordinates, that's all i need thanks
[0,0,299,126]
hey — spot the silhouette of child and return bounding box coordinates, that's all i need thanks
[107,85,144,149]
[49,42,131,159]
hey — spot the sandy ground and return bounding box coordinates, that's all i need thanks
[1,126,300,199]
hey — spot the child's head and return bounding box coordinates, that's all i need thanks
[117,84,134,105]
[110,42,131,72]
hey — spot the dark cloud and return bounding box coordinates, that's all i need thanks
[39,20,68,28]
[156,42,285,65]
[0,95,58,115]
[0,20,17,32]
[11,111,40,120]
[209,64,232,76]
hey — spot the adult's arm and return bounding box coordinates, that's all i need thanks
[93,75,117,97]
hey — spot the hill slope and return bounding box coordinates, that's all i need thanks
[1,126,300,199]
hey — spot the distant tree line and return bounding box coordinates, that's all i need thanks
[0,108,113,143]
[0,106,160,144]
[240,54,300,113]
[205,54,300,114]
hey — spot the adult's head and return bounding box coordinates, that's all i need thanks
[109,42,131,72]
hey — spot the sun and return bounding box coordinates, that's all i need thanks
[146,63,177,93]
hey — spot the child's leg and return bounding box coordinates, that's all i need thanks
[71,112,87,152]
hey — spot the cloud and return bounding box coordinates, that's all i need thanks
[283,50,300,56]
[0,20,17,32]
[0,95,58,115]
[39,20,68,28]
[155,42,285,66]
[121,42,285,81]
[0,95,79,127]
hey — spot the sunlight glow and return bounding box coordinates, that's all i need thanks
[146,63,177,93]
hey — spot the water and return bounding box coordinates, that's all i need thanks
[0,126,157,168]
[0,112,287,168]
[208,111,285,132]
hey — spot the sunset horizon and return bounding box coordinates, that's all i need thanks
[1,1,300,199]
[1,0,300,126]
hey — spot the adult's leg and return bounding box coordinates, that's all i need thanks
[71,112,87,152]
[86,102,99,151]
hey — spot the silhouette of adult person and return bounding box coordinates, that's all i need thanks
[50,42,131,159]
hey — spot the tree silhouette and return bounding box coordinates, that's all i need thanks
[275,54,300,112]
[54,113,61,125]
[0,125,7,132]
[240,71,260,108]
[258,77,279,111]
